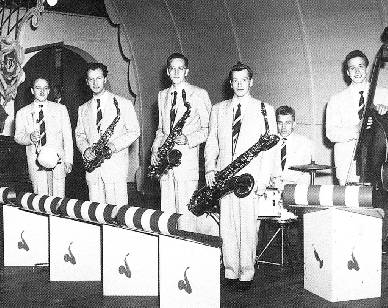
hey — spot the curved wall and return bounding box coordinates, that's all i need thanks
[106,0,388,190]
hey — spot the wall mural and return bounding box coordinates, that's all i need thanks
[0,36,25,133]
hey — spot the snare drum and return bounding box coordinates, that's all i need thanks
[255,187,282,218]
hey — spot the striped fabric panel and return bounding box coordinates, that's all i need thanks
[116,206,182,236]
[0,187,13,204]
[17,192,61,214]
[283,184,373,207]
[58,197,118,224]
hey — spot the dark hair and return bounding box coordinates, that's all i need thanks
[86,62,108,77]
[167,53,189,68]
[228,61,253,81]
[276,105,295,121]
[344,50,369,70]
[32,77,50,88]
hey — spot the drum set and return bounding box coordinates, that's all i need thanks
[257,161,332,218]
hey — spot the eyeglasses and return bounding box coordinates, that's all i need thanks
[168,66,186,73]
[34,87,49,91]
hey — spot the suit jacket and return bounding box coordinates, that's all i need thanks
[151,83,211,180]
[14,101,73,180]
[205,97,277,190]
[272,132,313,184]
[75,90,140,184]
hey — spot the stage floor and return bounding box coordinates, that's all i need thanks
[0,256,387,307]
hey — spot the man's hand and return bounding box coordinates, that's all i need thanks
[205,170,216,187]
[174,134,188,145]
[375,104,388,115]
[84,147,96,161]
[254,184,267,197]
[151,150,159,165]
[30,131,40,144]
[64,163,73,174]
[107,142,116,153]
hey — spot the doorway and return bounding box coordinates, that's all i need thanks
[15,45,91,200]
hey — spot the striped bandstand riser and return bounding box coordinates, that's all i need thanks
[115,206,182,236]
[16,192,62,215]
[0,187,16,204]
[58,198,118,224]
[282,184,373,207]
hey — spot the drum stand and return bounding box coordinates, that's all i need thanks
[256,217,298,268]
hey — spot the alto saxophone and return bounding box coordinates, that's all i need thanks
[147,89,191,180]
[83,98,120,173]
[188,103,280,216]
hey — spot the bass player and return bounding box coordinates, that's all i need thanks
[75,62,140,206]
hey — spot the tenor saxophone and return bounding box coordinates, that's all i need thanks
[83,98,120,173]
[147,90,191,180]
[188,102,279,216]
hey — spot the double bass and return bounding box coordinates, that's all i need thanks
[353,28,388,195]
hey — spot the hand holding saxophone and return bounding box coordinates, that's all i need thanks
[30,130,40,144]
[205,170,216,187]
[84,147,96,161]
[174,133,188,145]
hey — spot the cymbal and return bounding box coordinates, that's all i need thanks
[289,161,332,171]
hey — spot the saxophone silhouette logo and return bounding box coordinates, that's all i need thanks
[347,252,360,271]
[312,244,323,269]
[178,267,192,294]
[17,230,29,251]
[63,242,76,265]
[118,253,131,278]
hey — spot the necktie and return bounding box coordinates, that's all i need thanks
[38,105,46,146]
[232,103,242,155]
[358,91,365,120]
[281,138,287,170]
[170,91,177,130]
[96,98,102,133]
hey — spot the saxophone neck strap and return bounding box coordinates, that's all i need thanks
[260,102,269,133]
[113,97,120,116]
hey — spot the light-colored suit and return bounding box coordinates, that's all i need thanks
[151,82,217,235]
[14,101,73,197]
[205,97,277,281]
[326,84,388,184]
[272,132,313,184]
[75,90,140,205]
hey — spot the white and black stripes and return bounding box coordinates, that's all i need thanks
[58,198,118,224]
[282,184,373,208]
[16,192,61,214]
[0,187,15,204]
[116,206,182,236]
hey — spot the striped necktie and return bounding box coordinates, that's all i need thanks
[281,138,287,170]
[96,98,102,133]
[358,91,365,120]
[170,91,177,130]
[232,103,242,155]
[38,105,46,146]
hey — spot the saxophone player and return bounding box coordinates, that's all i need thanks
[205,62,277,291]
[75,63,140,206]
[150,53,217,235]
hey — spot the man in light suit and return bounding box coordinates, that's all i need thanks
[14,78,73,197]
[75,63,140,206]
[326,50,388,185]
[272,105,313,185]
[150,53,217,235]
[205,62,277,290]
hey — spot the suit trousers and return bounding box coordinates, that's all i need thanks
[160,171,219,236]
[88,175,128,206]
[220,193,261,281]
[32,170,65,198]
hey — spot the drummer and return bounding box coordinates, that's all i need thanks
[271,105,314,187]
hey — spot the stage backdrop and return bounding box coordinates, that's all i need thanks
[105,0,388,193]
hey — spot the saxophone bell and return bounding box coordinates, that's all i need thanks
[167,149,182,167]
[232,173,255,198]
